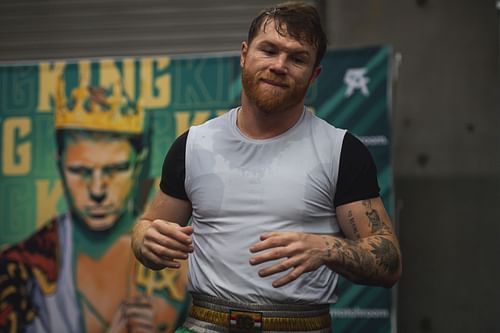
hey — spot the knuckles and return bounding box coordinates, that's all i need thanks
[288,270,301,280]
[277,261,289,271]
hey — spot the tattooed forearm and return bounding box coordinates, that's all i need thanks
[323,235,401,287]
[368,237,401,274]
[330,198,401,287]
[335,240,376,277]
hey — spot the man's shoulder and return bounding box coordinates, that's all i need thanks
[187,108,237,146]
[190,108,236,131]
[306,109,347,138]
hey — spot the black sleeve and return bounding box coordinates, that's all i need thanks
[333,132,380,207]
[159,131,189,200]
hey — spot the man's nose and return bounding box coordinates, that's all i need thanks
[89,170,107,203]
[269,53,288,75]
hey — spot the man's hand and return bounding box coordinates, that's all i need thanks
[131,191,193,270]
[138,219,193,270]
[249,232,328,288]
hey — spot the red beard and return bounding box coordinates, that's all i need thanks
[241,67,309,114]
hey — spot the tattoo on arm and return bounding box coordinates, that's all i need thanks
[324,240,332,258]
[331,238,377,279]
[368,237,400,274]
[325,201,400,285]
[362,200,384,233]
[347,210,361,239]
[326,236,399,284]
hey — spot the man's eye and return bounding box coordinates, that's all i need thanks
[291,56,306,64]
[67,166,92,177]
[103,163,131,175]
[261,48,276,55]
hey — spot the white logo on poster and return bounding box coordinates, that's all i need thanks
[344,68,370,97]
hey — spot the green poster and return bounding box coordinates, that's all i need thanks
[0,46,395,332]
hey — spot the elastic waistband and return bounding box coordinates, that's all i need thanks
[185,294,332,332]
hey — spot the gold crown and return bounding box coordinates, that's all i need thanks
[55,78,144,134]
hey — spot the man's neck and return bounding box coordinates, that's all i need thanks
[238,97,305,140]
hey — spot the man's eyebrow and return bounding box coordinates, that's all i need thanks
[290,50,311,58]
[258,41,312,56]
[105,161,132,169]
[257,41,277,48]
[66,165,89,170]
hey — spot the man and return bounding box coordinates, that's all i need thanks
[132,2,402,333]
[0,79,189,332]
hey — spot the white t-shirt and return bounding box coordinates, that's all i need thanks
[184,107,346,304]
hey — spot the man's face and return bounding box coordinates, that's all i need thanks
[240,19,321,113]
[61,134,138,231]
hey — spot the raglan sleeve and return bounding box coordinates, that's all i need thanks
[333,132,380,207]
[159,131,189,201]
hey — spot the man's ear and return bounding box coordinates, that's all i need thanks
[308,66,322,85]
[240,41,249,67]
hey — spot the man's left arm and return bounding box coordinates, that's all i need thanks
[326,196,401,287]
[250,132,401,288]
[249,197,401,288]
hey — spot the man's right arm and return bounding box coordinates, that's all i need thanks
[132,190,193,270]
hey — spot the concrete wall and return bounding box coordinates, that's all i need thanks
[326,1,500,332]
